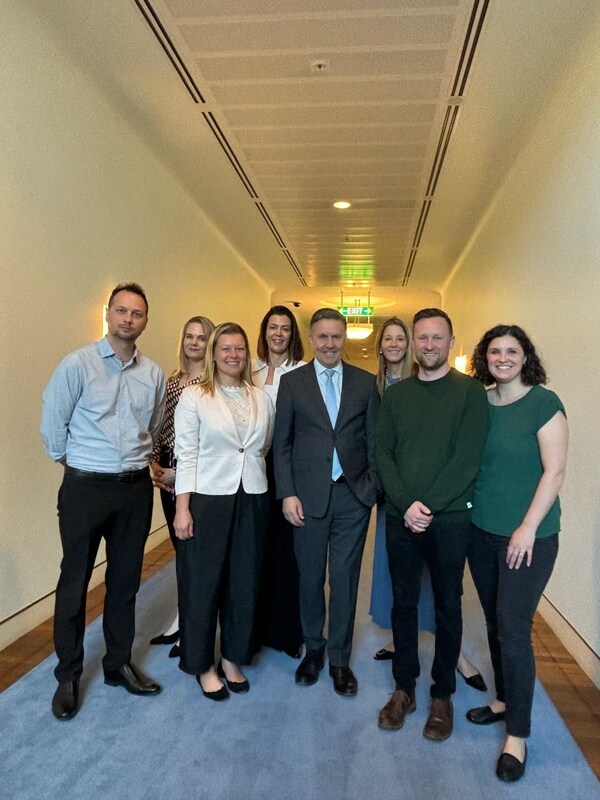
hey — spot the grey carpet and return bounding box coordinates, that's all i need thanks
[1,524,598,800]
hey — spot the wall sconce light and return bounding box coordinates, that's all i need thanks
[454,354,468,374]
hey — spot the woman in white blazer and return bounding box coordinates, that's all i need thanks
[174,322,274,701]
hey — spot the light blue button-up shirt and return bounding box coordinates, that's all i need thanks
[40,337,166,472]
[314,358,343,408]
[314,359,344,479]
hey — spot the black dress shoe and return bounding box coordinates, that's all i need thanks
[457,667,487,692]
[496,745,527,782]
[466,705,506,725]
[295,649,325,686]
[104,663,161,695]
[168,644,180,658]
[329,665,358,696]
[374,647,394,661]
[51,680,80,720]
[196,674,229,702]
[217,660,249,694]
[149,630,179,646]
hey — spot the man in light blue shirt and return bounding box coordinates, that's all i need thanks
[40,282,166,720]
[273,308,379,696]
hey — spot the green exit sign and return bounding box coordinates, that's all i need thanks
[338,306,373,317]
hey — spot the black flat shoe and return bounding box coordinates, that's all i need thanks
[496,745,527,782]
[149,630,179,646]
[104,663,161,695]
[374,647,394,661]
[457,668,487,692]
[168,644,180,658]
[196,674,229,702]
[51,680,80,720]
[466,705,506,725]
[217,660,249,694]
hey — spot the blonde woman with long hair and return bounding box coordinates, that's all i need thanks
[148,315,214,652]
[173,323,274,700]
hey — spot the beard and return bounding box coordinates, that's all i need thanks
[416,351,447,371]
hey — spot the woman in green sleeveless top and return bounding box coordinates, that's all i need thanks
[467,325,568,783]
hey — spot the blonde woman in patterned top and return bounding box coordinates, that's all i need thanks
[148,315,214,652]
[173,323,274,700]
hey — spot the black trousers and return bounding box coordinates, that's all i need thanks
[468,526,559,737]
[159,488,177,551]
[386,513,472,698]
[54,468,153,682]
[257,451,303,657]
[176,487,269,675]
[294,482,371,666]
[158,445,177,551]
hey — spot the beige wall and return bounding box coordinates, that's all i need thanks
[443,16,600,665]
[0,3,270,641]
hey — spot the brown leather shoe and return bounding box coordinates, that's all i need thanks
[423,697,453,740]
[378,689,416,730]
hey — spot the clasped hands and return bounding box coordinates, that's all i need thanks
[404,501,433,534]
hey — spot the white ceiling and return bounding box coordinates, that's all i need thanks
[27,0,599,294]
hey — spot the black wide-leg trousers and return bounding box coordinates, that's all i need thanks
[54,469,153,682]
[176,486,269,675]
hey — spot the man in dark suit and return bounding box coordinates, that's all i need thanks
[273,307,379,696]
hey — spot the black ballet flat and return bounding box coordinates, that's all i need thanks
[457,668,487,692]
[496,745,527,782]
[466,705,506,725]
[149,630,179,646]
[217,660,249,694]
[196,675,229,702]
[374,647,394,661]
[168,644,180,658]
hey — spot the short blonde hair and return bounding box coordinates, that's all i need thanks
[200,322,254,395]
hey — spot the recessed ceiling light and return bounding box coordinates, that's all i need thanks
[333,200,351,209]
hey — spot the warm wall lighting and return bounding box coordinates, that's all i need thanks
[454,354,468,374]
[102,304,108,337]
[333,200,351,209]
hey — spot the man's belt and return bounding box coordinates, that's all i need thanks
[65,465,149,484]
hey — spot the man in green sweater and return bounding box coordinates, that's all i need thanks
[376,308,489,741]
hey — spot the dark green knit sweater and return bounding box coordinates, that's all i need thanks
[376,369,489,520]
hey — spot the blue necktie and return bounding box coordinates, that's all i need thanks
[324,369,343,481]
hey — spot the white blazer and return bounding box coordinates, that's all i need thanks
[174,382,274,496]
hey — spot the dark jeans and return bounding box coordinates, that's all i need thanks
[468,525,558,738]
[176,487,269,675]
[54,469,153,681]
[386,513,472,698]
